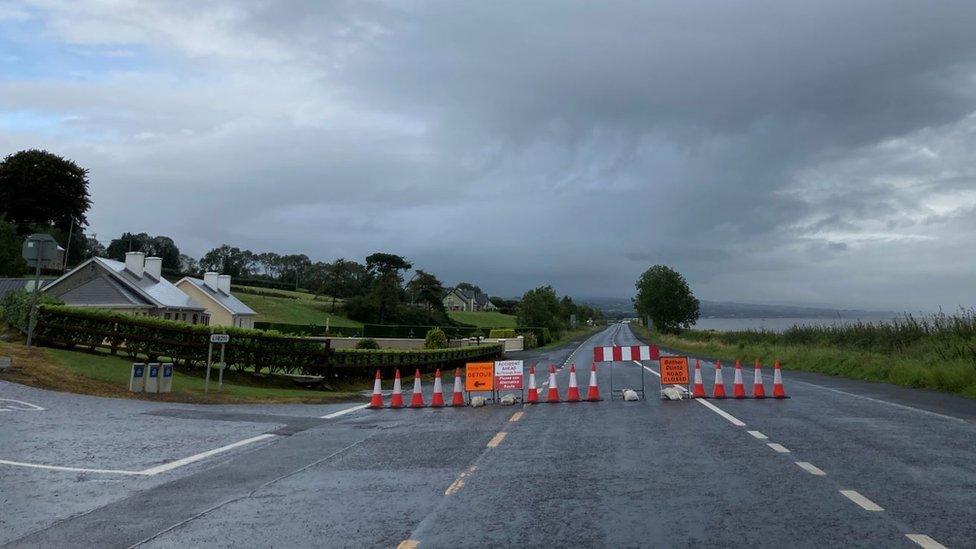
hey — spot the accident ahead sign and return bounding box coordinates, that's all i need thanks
[494,360,524,390]
[465,362,495,392]
[659,356,690,385]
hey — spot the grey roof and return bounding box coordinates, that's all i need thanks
[180,277,256,316]
[0,279,31,301]
[58,274,150,308]
[447,287,495,308]
[94,258,204,310]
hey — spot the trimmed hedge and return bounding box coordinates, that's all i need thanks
[33,305,502,379]
[488,328,517,339]
[254,321,362,337]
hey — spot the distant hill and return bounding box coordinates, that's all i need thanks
[578,297,894,320]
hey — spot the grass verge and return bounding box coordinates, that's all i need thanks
[448,311,517,328]
[0,340,365,404]
[628,323,976,399]
[235,292,362,327]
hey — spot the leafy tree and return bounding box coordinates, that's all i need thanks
[516,285,565,336]
[633,265,700,333]
[365,252,412,278]
[199,245,256,277]
[320,258,369,312]
[82,234,107,260]
[490,296,519,315]
[0,149,91,235]
[407,270,446,323]
[456,282,483,294]
[369,271,401,324]
[179,254,199,273]
[0,289,62,332]
[256,252,283,278]
[278,254,312,288]
[106,232,181,270]
[0,217,27,276]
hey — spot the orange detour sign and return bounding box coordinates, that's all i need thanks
[659,356,690,385]
[465,362,495,392]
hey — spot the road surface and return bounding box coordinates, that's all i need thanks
[1,323,974,548]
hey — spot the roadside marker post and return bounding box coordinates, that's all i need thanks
[593,345,659,400]
[206,332,230,393]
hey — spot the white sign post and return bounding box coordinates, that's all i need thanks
[205,333,230,393]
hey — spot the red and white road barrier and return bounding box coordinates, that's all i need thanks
[410,368,426,408]
[566,365,581,402]
[772,360,788,399]
[368,370,384,409]
[593,345,660,362]
[692,359,707,398]
[430,369,445,407]
[546,365,560,403]
[451,368,465,406]
[712,360,727,399]
[526,366,539,404]
[390,369,404,408]
[732,360,746,399]
[752,359,766,399]
[586,363,602,402]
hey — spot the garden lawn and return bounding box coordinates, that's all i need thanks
[449,311,517,328]
[235,292,362,327]
[0,341,363,404]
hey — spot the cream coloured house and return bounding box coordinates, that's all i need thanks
[175,273,257,328]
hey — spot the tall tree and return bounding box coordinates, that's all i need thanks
[456,282,483,294]
[365,252,412,278]
[106,232,181,270]
[278,254,312,288]
[199,245,256,278]
[0,149,91,235]
[407,270,446,323]
[320,258,369,312]
[256,252,283,279]
[369,271,401,324]
[82,234,107,260]
[0,217,27,276]
[516,285,565,335]
[633,265,699,333]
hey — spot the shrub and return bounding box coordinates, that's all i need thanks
[0,289,62,332]
[356,338,380,350]
[488,328,517,339]
[521,331,538,348]
[425,327,448,349]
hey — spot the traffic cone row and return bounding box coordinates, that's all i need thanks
[690,359,788,399]
[368,368,466,408]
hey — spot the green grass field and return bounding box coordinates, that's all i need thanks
[448,311,517,328]
[234,285,341,302]
[235,292,362,327]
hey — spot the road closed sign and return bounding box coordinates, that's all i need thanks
[494,360,524,390]
[465,362,495,392]
[659,356,690,385]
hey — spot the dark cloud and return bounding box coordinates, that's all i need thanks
[3,1,976,309]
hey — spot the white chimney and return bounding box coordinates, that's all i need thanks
[144,257,162,280]
[217,275,231,295]
[125,252,145,278]
[203,272,219,291]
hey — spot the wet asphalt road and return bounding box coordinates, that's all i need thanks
[2,323,975,548]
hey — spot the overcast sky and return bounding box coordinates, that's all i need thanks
[3,1,976,310]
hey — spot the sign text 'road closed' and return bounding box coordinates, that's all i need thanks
[465,362,495,392]
[659,356,690,385]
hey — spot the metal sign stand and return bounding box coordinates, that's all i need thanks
[606,359,646,401]
[205,331,230,393]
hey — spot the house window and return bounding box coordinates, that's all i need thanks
[181,313,186,321]
[192,314,198,324]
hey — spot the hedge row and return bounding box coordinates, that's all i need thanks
[254,321,363,337]
[33,305,501,378]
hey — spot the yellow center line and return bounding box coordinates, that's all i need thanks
[487,431,507,448]
[397,540,420,549]
[509,411,524,422]
[444,465,477,496]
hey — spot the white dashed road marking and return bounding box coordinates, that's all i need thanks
[747,430,768,440]
[319,404,369,419]
[767,443,790,453]
[795,462,826,476]
[840,490,884,511]
[486,432,507,448]
[905,534,948,549]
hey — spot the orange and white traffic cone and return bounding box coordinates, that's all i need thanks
[409,368,425,408]
[545,365,560,403]
[566,364,581,402]
[390,369,404,408]
[451,368,465,406]
[732,360,746,399]
[752,359,766,399]
[712,360,727,399]
[526,365,539,404]
[692,359,707,398]
[586,363,602,402]
[368,369,384,408]
[430,368,445,407]
[772,360,788,399]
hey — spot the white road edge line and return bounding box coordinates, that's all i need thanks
[319,404,369,419]
[0,398,46,411]
[748,430,768,440]
[0,433,278,476]
[905,534,948,549]
[795,461,826,476]
[638,361,747,427]
[840,489,884,511]
[793,381,967,424]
